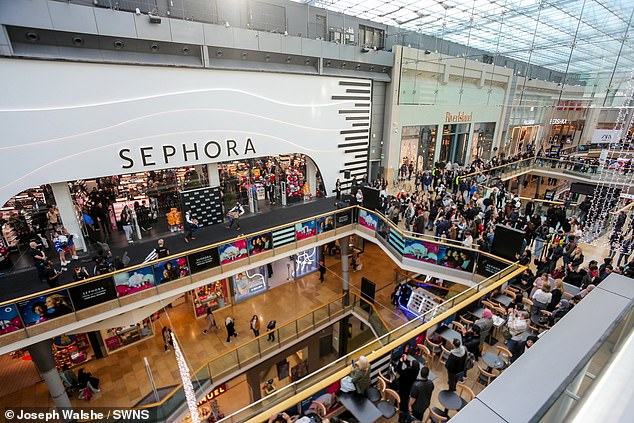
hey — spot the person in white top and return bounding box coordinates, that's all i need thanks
[532,280,553,306]
[356,189,364,205]
[462,231,473,248]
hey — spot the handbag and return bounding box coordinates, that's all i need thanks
[340,376,356,393]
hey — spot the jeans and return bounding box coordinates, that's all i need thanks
[534,238,544,259]
[122,224,133,242]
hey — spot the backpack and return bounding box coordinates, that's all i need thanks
[465,351,476,370]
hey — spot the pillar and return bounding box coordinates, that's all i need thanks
[28,339,73,415]
[51,182,86,252]
[306,158,317,197]
[207,163,220,187]
[517,174,524,196]
[340,236,350,305]
[535,175,541,199]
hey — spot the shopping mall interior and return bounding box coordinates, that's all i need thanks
[0,1,633,422]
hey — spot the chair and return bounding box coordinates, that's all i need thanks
[376,375,387,394]
[439,345,451,366]
[472,365,498,389]
[495,345,512,366]
[459,315,474,326]
[456,383,475,409]
[522,297,534,308]
[376,388,399,419]
[506,285,520,294]
[493,305,507,317]
[451,320,465,333]
[417,344,433,365]
[310,401,327,417]
[503,289,516,299]
[365,383,381,402]
[425,338,443,364]
[426,407,448,423]
[481,300,496,310]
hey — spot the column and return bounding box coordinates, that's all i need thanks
[340,236,349,305]
[51,182,86,252]
[207,163,220,187]
[27,340,73,414]
[517,174,524,196]
[306,158,317,197]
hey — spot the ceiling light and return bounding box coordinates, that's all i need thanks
[72,36,84,46]
[286,56,292,63]
[150,43,159,52]
[242,52,248,59]
[216,50,223,57]
[182,46,190,54]
[113,40,124,49]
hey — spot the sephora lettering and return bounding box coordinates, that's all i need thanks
[119,139,256,169]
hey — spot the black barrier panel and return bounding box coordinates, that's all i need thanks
[68,277,117,311]
[189,248,220,274]
[476,254,507,278]
[335,209,353,227]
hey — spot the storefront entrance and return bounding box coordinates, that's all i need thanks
[399,125,438,174]
[440,123,470,165]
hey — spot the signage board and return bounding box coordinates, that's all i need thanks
[591,129,621,144]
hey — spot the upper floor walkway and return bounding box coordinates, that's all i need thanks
[0,200,514,354]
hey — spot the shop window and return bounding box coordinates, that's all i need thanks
[399,125,437,174]
[472,122,496,161]
[359,24,384,49]
[192,279,231,318]
[102,318,153,353]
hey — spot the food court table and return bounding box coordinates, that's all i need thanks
[435,326,462,345]
[438,389,464,413]
[337,392,382,423]
[482,352,506,371]
[493,294,513,308]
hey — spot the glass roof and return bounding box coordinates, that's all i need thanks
[299,0,634,75]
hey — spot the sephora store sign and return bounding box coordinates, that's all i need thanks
[0,59,372,206]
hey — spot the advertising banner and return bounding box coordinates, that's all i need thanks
[437,246,475,272]
[153,256,190,285]
[233,266,268,302]
[248,233,273,256]
[68,277,117,310]
[113,266,155,297]
[317,215,335,234]
[358,209,378,231]
[17,289,73,327]
[219,239,248,264]
[295,220,316,240]
[591,129,621,144]
[0,304,23,335]
[404,238,439,264]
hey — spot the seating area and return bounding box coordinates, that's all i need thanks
[288,278,583,423]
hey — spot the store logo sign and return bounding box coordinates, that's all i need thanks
[445,112,473,123]
[549,119,568,125]
[522,119,536,125]
[197,384,227,406]
[118,138,256,169]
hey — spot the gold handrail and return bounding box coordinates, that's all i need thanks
[359,205,515,265]
[351,290,391,332]
[243,263,526,423]
[136,293,347,409]
[0,206,356,308]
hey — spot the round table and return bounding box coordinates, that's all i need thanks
[438,390,463,411]
[482,352,505,370]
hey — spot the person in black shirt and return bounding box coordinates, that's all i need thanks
[29,241,47,282]
[157,239,170,259]
[42,261,61,288]
[409,366,434,420]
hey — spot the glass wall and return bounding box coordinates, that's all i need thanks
[472,122,496,161]
[399,125,438,172]
[440,124,470,165]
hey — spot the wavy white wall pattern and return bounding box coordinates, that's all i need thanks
[0,59,371,205]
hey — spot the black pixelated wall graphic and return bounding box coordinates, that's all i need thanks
[180,187,224,227]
